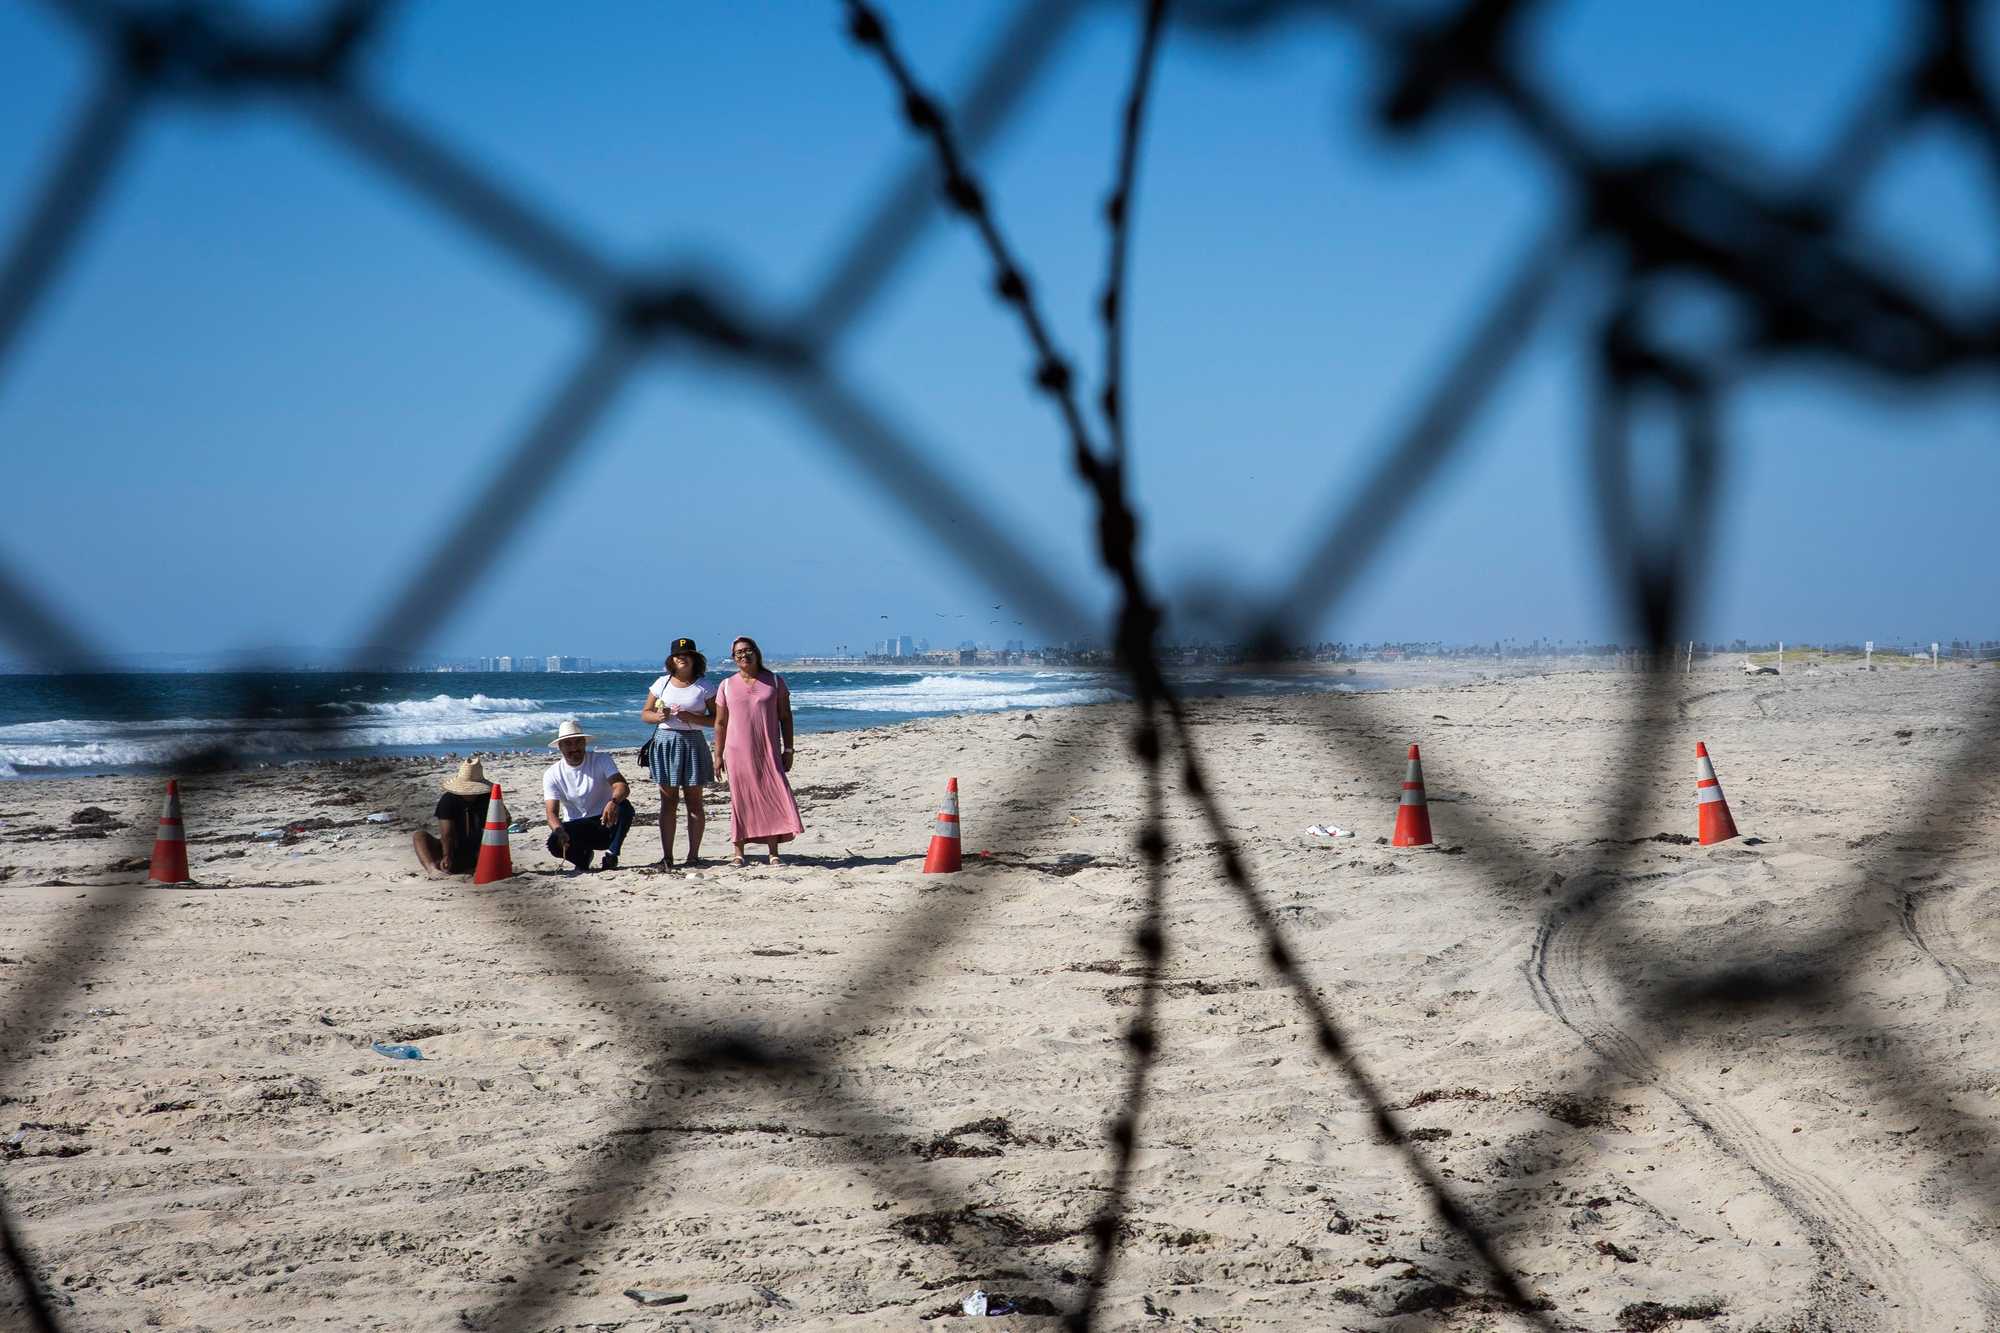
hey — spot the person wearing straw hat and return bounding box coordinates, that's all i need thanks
[542,718,634,873]
[413,759,494,880]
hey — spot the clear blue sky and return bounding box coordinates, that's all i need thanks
[3,0,1996,662]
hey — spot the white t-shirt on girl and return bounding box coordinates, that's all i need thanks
[648,676,715,732]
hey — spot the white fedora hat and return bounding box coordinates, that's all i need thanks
[548,718,594,748]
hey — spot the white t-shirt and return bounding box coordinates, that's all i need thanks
[542,750,621,821]
[648,675,715,732]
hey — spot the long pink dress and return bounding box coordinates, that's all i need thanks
[720,671,804,845]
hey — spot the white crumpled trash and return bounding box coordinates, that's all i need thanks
[962,1289,989,1316]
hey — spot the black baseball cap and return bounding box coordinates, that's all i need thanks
[669,637,698,656]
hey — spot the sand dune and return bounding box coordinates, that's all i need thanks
[3,662,1997,1329]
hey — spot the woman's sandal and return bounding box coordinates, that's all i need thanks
[730,854,746,868]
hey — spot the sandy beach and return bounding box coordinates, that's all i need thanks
[2,661,1997,1330]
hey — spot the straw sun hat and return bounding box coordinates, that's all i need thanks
[440,760,491,797]
[548,718,594,748]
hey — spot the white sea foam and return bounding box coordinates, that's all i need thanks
[0,695,613,773]
[318,693,543,716]
[797,673,1124,714]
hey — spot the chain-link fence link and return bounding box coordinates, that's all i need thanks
[4,1,1999,1328]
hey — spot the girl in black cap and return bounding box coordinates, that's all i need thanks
[641,638,716,867]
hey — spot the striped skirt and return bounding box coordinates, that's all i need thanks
[648,728,714,787]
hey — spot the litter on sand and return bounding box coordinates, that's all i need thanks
[960,1290,1019,1316]
[370,1042,424,1061]
[1305,824,1355,839]
[623,1289,688,1307]
[364,812,394,823]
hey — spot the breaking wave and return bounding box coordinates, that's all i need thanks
[0,694,604,774]
[797,673,1124,714]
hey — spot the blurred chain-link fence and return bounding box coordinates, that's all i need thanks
[4,0,2000,1328]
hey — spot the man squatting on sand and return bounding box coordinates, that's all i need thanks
[542,718,634,873]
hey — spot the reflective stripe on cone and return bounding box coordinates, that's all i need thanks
[1695,742,1740,845]
[475,784,515,883]
[924,778,962,874]
[1392,744,1434,847]
[149,778,190,883]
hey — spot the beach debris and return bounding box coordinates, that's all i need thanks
[364,812,393,823]
[1617,1298,1727,1329]
[1305,824,1355,839]
[371,1042,425,1061]
[622,1288,688,1307]
[254,829,284,841]
[962,1290,989,1316]
[958,1290,1021,1316]
[69,806,118,825]
[751,1285,793,1309]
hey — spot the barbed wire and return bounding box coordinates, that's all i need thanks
[4,0,1999,1328]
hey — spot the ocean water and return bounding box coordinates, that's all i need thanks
[0,668,1374,777]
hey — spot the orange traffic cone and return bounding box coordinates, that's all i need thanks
[923,778,962,874]
[1392,744,1433,847]
[148,779,190,883]
[474,783,514,884]
[1695,742,1740,845]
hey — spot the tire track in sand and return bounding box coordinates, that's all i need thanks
[1911,881,2000,983]
[1524,876,1923,1328]
[1898,885,1972,996]
[1890,881,2000,1320]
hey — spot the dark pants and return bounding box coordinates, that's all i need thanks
[546,800,634,869]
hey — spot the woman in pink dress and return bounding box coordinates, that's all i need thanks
[712,636,804,866]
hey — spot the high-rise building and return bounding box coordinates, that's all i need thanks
[547,655,562,673]
[896,635,915,658]
[496,656,513,672]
